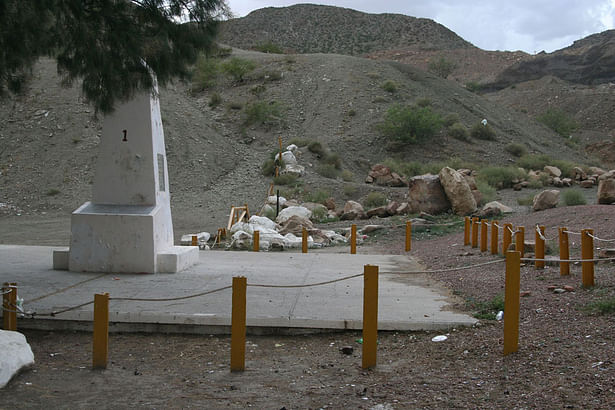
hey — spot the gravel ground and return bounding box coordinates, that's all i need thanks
[2,205,615,409]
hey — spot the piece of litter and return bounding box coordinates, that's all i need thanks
[431,335,448,342]
[274,343,284,348]
[496,311,504,321]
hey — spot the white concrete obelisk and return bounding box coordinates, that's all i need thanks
[54,84,197,273]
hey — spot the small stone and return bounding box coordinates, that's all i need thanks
[520,291,531,297]
[547,285,557,291]
[563,285,575,292]
[340,346,354,355]
[553,288,566,294]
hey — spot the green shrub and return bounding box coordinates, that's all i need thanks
[322,152,342,169]
[221,57,256,82]
[383,159,425,178]
[208,92,222,108]
[261,157,285,176]
[467,294,504,320]
[373,96,388,103]
[517,195,533,206]
[562,189,587,206]
[465,81,482,93]
[537,108,578,137]
[250,84,266,96]
[191,55,219,90]
[317,164,340,179]
[263,70,282,82]
[228,101,243,110]
[273,173,299,185]
[364,192,387,208]
[477,166,526,188]
[305,189,330,204]
[341,169,354,182]
[470,122,496,141]
[379,104,443,144]
[551,160,576,178]
[448,122,470,141]
[505,143,527,157]
[584,297,615,315]
[307,141,326,157]
[516,154,551,171]
[381,80,397,93]
[428,56,457,79]
[416,98,432,107]
[253,42,284,54]
[288,137,311,147]
[476,180,496,204]
[443,113,460,127]
[244,101,284,127]
[311,206,328,223]
[527,178,544,189]
[343,184,358,197]
[347,109,357,117]
[46,188,61,196]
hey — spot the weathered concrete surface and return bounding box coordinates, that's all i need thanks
[0,245,477,333]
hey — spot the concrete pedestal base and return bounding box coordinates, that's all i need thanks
[54,202,198,273]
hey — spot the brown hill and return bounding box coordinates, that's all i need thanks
[219,4,474,55]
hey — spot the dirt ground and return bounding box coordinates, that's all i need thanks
[2,204,615,409]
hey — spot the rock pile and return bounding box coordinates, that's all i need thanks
[365,164,407,187]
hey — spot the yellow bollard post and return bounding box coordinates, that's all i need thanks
[3,282,17,331]
[503,251,521,355]
[362,265,379,369]
[559,227,570,276]
[464,216,471,246]
[230,276,247,372]
[480,220,488,252]
[191,235,198,247]
[502,223,513,254]
[252,231,260,252]
[405,221,412,252]
[491,221,499,255]
[535,225,545,269]
[581,229,595,288]
[302,227,308,254]
[471,217,479,248]
[351,224,357,255]
[515,226,525,258]
[92,293,109,369]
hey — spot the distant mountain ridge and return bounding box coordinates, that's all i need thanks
[219,4,474,55]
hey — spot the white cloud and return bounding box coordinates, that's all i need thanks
[226,0,615,52]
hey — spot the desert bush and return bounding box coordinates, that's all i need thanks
[221,57,256,82]
[273,173,299,185]
[364,192,387,208]
[465,81,483,93]
[317,164,340,179]
[379,104,442,144]
[373,96,388,103]
[470,122,496,141]
[428,56,457,79]
[416,98,432,107]
[584,297,615,315]
[347,109,357,117]
[527,178,544,189]
[288,137,311,147]
[307,141,326,157]
[244,101,284,127]
[383,159,425,178]
[476,180,496,204]
[477,166,526,189]
[562,189,587,206]
[467,294,504,320]
[250,84,266,96]
[311,206,329,223]
[448,122,470,141]
[443,112,460,127]
[537,108,578,137]
[253,42,284,54]
[191,55,219,90]
[305,189,330,204]
[208,92,222,108]
[228,101,243,110]
[505,143,527,157]
[341,169,354,182]
[381,80,397,93]
[343,184,358,197]
[322,152,342,169]
[517,195,534,206]
[46,188,60,196]
[517,154,551,171]
[551,160,576,178]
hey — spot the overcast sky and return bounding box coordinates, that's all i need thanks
[226,0,615,53]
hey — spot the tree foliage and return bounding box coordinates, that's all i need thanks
[428,56,457,79]
[379,104,443,144]
[0,0,230,113]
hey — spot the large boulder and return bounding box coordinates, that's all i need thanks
[366,206,389,218]
[366,164,407,187]
[278,215,314,236]
[438,167,476,215]
[483,201,513,214]
[533,190,560,211]
[281,150,297,165]
[276,206,312,224]
[407,174,451,215]
[544,165,562,178]
[1,330,34,388]
[597,178,615,204]
[340,200,366,220]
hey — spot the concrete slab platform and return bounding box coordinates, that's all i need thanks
[0,245,477,333]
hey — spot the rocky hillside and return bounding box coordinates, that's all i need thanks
[489,30,615,89]
[218,4,474,55]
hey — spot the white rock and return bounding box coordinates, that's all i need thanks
[286,144,299,153]
[248,215,277,231]
[276,206,312,224]
[267,195,287,206]
[180,232,210,246]
[282,164,305,176]
[281,150,297,165]
[0,330,34,388]
[482,201,513,214]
